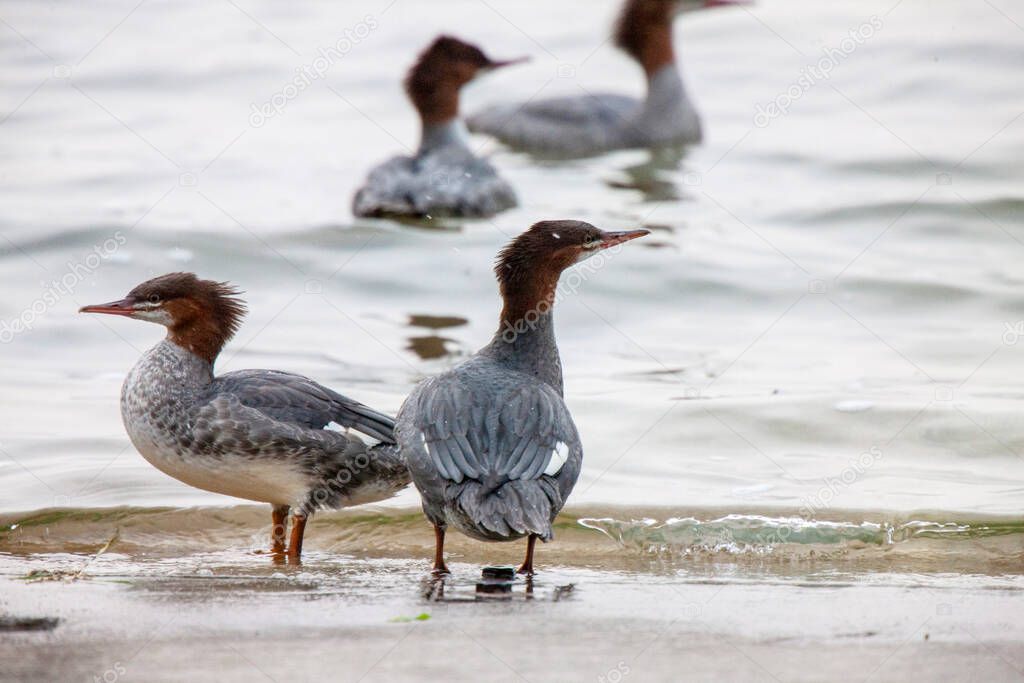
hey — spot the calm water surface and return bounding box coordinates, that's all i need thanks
[1,0,1023,540]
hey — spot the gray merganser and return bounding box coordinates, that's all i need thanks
[395,221,648,574]
[467,0,745,157]
[352,35,526,219]
[80,273,409,561]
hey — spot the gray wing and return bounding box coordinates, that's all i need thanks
[397,372,582,538]
[496,93,638,127]
[467,93,639,153]
[352,149,517,219]
[191,373,407,509]
[210,369,396,444]
[352,155,417,217]
[404,374,580,487]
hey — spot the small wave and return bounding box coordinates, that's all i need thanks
[784,196,1024,230]
[834,400,874,413]
[577,514,1023,557]
[3,507,1021,574]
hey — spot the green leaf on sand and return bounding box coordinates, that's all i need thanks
[388,613,431,623]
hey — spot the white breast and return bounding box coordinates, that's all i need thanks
[120,342,311,506]
[126,426,311,506]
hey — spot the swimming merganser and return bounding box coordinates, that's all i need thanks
[80,273,409,561]
[395,221,648,574]
[352,35,526,219]
[467,0,744,157]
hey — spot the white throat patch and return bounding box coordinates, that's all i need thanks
[573,247,600,264]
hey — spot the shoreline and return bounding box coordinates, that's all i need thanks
[2,503,1022,575]
[2,504,1022,681]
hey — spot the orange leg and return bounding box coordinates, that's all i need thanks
[271,505,289,554]
[517,534,538,576]
[287,513,308,563]
[432,525,449,575]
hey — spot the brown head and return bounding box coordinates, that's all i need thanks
[494,220,649,325]
[614,0,746,76]
[405,35,527,125]
[79,273,246,363]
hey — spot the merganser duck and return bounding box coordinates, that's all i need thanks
[395,221,648,574]
[80,273,409,561]
[352,35,526,219]
[467,0,744,157]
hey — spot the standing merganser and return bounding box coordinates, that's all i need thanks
[352,36,526,219]
[467,0,745,157]
[80,273,409,561]
[395,221,648,574]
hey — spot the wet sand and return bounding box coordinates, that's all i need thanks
[2,505,1023,682]
[3,562,1023,682]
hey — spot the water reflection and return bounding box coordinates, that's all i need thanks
[405,314,469,360]
[605,145,691,202]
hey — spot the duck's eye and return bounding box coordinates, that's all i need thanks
[582,239,602,250]
[148,294,161,304]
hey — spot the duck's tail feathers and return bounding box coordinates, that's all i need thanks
[448,477,562,541]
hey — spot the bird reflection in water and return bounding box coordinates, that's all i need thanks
[406,314,469,360]
[605,144,693,203]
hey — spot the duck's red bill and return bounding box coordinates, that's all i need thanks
[599,229,650,249]
[79,298,135,316]
[487,56,530,70]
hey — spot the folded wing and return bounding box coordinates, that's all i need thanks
[211,369,396,444]
[411,376,579,486]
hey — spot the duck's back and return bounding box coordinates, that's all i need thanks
[468,65,701,157]
[468,93,640,156]
[352,144,517,219]
[396,355,582,542]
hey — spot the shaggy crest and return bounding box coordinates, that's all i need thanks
[128,272,247,361]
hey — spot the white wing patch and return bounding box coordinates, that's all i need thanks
[323,421,381,447]
[544,441,569,476]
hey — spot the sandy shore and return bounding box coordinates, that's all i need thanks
[2,554,1023,682]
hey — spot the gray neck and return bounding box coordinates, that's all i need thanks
[418,119,469,155]
[136,338,214,392]
[482,311,564,395]
[639,63,687,120]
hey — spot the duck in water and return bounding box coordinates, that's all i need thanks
[467,0,744,157]
[353,35,526,219]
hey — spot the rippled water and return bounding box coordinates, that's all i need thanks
[2,0,1023,532]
